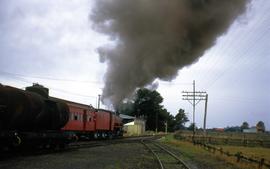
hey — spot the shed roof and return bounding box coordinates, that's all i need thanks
[50,97,95,110]
[119,114,135,120]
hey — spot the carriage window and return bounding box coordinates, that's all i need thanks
[74,114,78,120]
[85,114,91,122]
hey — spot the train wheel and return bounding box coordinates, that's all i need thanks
[12,136,22,147]
[74,135,79,142]
[102,133,106,139]
[59,142,67,149]
[94,132,98,139]
[108,132,113,139]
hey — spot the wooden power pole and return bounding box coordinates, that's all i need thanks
[182,80,208,139]
[203,94,208,135]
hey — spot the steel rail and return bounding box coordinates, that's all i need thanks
[141,139,191,169]
[153,142,191,169]
[141,139,164,169]
[69,135,161,149]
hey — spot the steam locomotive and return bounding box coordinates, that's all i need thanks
[0,83,123,149]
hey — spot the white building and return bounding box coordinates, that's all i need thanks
[123,118,146,136]
[243,127,257,133]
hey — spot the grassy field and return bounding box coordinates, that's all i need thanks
[161,135,241,169]
[161,134,270,169]
[175,130,270,147]
[178,130,270,140]
[220,145,270,162]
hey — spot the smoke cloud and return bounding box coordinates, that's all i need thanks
[91,0,249,108]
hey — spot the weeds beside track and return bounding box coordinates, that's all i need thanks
[141,139,191,169]
[70,135,161,149]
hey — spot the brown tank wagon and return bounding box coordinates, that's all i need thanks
[0,84,69,130]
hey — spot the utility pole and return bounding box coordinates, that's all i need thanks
[165,121,168,134]
[203,94,208,136]
[192,80,195,133]
[97,94,101,109]
[155,111,158,134]
[182,80,208,140]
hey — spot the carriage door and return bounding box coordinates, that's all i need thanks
[83,109,87,131]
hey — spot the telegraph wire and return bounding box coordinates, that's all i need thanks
[203,7,270,89]
[205,26,269,90]
[0,70,192,86]
[0,70,102,84]
[198,2,268,88]
[0,73,98,99]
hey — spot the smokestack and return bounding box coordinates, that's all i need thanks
[90,0,250,108]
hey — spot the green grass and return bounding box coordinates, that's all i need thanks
[175,131,270,148]
[220,145,270,162]
[178,130,270,140]
[175,131,270,161]
[160,134,243,169]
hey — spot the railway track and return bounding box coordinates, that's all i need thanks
[69,135,160,149]
[141,139,191,169]
[0,135,161,160]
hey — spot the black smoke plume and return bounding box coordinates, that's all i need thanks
[91,0,250,108]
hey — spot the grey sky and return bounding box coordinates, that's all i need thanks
[0,0,269,129]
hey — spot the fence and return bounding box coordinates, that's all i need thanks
[175,133,270,148]
[177,131,270,139]
[193,141,270,169]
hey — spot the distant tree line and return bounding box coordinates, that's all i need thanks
[224,121,266,132]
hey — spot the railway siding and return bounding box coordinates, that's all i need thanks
[141,139,191,169]
[0,139,159,169]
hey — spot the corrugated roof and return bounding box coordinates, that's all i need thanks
[50,97,95,110]
[124,121,135,126]
[119,114,135,120]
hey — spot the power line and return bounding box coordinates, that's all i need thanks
[0,70,102,84]
[159,81,192,86]
[198,2,269,89]
[0,72,98,99]
[205,26,269,90]
[49,87,97,99]
[0,70,192,87]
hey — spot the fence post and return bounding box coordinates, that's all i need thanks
[258,158,264,169]
[236,152,242,162]
[260,140,263,147]
[220,148,223,155]
[243,139,247,147]
[225,138,228,145]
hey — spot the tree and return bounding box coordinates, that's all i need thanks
[117,88,177,132]
[256,121,265,133]
[240,121,249,132]
[187,123,197,131]
[224,126,241,132]
[133,88,164,131]
[159,108,176,132]
[116,101,134,116]
[166,114,176,132]
[174,109,189,130]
